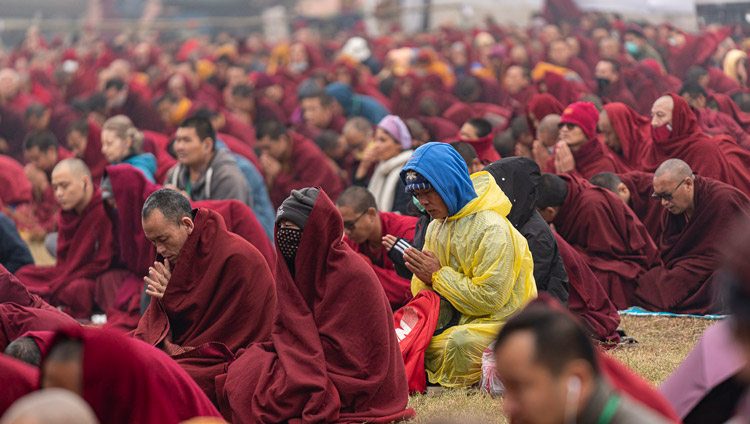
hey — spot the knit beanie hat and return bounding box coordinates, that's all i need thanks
[276,187,320,229]
[559,101,599,139]
[377,115,413,150]
[403,170,434,193]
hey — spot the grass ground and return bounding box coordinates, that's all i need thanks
[408,315,717,423]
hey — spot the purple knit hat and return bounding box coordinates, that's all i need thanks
[377,115,413,150]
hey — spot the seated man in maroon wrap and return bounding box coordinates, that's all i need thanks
[635,159,750,314]
[458,117,501,164]
[590,171,663,241]
[536,173,659,310]
[547,102,627,179]
[15,159,117,319]
[296,91,347,141]
[256,120,344,208]
[594,59,638,111]
[65,119,107,184]
[336,186,417,309]
[217,188,413,423]
[133,188,276,404]
[40,327,222,424]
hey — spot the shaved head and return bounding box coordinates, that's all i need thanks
[53,158,92,181]
[537,114,561,146]
[654,158,694,183]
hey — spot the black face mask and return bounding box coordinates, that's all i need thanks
[277,227,303,274]
[596,78,611,93]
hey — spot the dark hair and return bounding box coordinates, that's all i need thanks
[179,116,216,151]
[23,130,58,152]
[231,84,254,98]
[4,337,42,367]
[684,66,709,84]
[510,116,530,140]
[466,118,492,138]
[256,120,288,141]
[590,172,623,193]
[314,130,340,152]
[494,305,599,377]
[450,141,478,170]
[731,91,750,113]
[536,173,568,209]
[679,82,708,99]
[142,188,193,225]
[599,58,620,73]
[336,185,378,213]
[86,92,107,113]
[104,77,126,91]
[24,102,49,121]
[453,75,480,102]
[379,75,396,97]
[67,118,90,137]
[494,129,516,158]
[191,108,220,120]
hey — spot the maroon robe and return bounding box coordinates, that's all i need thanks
[618,171,663,241]
[707,66,741,94]
[15,189,117,318]
[604,103,652,170]
[635,176,750,314]
[711,134,750,196]
[294,113,347,141]
[417,116,460,142]
[45,327,221,424]
[526,93,564,138]
[220,109,256,147]
[0,355,38,416]
[710,93,750,132]
[46,104,81,145]
[0,302,78,352]
[599,79,638,112]
[694,107,750,151]
[133,208,276,404]
[78,120,108,184]
[0,105,27,162]
[217,190,413,423]
[0,155,33,205]
[554,234,621,343]
[109,90,164,132]
[344,212,417,309]
[553,174,660,309]
[641,94,732,185]
[269,133,345,208]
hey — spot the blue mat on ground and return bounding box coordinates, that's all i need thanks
[618,306,726,320]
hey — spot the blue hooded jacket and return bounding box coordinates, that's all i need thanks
[325,82,389,125]
[122,153,157,183]
[400,143,477,217]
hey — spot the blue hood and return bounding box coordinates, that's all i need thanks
[122,153,157,183]
[400,143,477,217]
[325,82,354,115]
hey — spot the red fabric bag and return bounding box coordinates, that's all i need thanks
[393,289,441,393]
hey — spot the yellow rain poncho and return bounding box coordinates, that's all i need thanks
[412,172,537,387]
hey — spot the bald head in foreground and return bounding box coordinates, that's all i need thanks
[634,159,750,314]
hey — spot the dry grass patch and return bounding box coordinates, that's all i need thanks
[410,315,718,422]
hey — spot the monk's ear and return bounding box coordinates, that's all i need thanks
[181,217,194,234]
[617,183,630,201]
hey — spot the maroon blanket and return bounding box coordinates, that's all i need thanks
[217,190,413,423]
[604,103,652,170]
[0,355,38,416]
[617,171,663,241]
[133,208,276,403]
[46,327,221,424]
[269,133,345,208]
[0,302,78,352]
[554,234,620,343]
[15,189,117,318]
[554,174,659,309]
[635,176,750,314]
[344,211,417,309]
[641,94,731,185]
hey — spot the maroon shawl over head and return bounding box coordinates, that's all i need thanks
[641,93,731,184]
[635,176,750,314]
[45,327,221,424]
[554,174,659,309]
[133,208,276,402]
[15,189,117,317]
[218,189,413,423]
[526,93,564,138]
[604,103,652,170]
[0,355,38,416]
[553,234,620,343]
[0,302,78,352]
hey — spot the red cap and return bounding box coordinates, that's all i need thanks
[559,101,599,139]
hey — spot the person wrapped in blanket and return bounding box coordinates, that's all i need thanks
[395,142,537,387]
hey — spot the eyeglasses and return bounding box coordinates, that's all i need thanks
[651,178,686,202]
[559,123,578,130]
[343,210,367,231]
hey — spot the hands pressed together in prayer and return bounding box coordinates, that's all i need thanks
[403,247,441,285]
[145,259,171,299]
[553,141,576,174]
[260,153,282,184]
[532,140,551,171]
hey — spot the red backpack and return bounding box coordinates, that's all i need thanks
[393,290,441,393]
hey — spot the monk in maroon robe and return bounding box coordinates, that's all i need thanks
[599,103,652,171]
[0,104,27,162]
[0,155,33,206]
[0,303,78,353]
[709,93,750,132]
[217,188,413,423]
[257,121,344,207]
[15,159,117,319]
[526,93,564,138]
[0,355,38,416]
[65,119,108,184]
[133,189,276,404]
[635,159,750,314]
[336,186,417,309]
[42,327,222,424]
[546,102,628,178]
[642,94,732,184]
[537,173,659,309]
